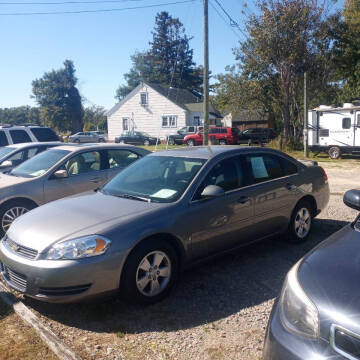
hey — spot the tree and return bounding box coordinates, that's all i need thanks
[215,0,337,144]
[0,106,41,125]
[331,0,360,101]
[115,11,203,100]
[83,106,107,131]
[32,60,83,133]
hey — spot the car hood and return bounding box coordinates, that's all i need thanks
[0,173,32,188]
[7,192,162,253]
[298,224,360,338]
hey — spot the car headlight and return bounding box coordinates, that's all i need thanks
[279,260,319,338]
[45,235,111,260]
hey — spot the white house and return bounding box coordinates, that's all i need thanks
[106,82,222,141]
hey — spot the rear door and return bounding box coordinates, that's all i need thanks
[105,148,141,181]
[43,150,108,202]
[187,156,255,258]
[243,152,299,239]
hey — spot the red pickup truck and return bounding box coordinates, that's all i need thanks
[183,127,239,146]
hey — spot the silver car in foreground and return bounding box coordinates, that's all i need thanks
[0,146,329,304]
[0,143,149,235]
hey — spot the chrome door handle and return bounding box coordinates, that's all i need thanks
[237,196,249,204]
[90,177,101,183]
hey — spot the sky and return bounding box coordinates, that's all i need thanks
[0,0,343,111]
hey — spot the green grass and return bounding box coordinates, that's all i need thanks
[141,143,359,163]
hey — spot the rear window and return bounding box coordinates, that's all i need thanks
[9,129,31,144]
[30,127,59,142]
[0,131,8,146]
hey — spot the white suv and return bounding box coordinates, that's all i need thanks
[0,125,60,147]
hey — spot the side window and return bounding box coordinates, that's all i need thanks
[280,158,298,176]
[188,126,195,132]
[30,128,59,141]
[65,151,101,176]
[196,157,243,198]
[246,154,283,183]
[27,147,41,160]
[0,131,8,146]
[342,117,351,129]
[108,150,139,169]
[8,150,26,166]
[9,130,31,144]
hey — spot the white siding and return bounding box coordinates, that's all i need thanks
[107,84,187,141]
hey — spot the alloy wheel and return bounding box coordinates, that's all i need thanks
[294,207,311,239]
[136,251,171,297]
[144,140,150,146]
[2,207,29,233]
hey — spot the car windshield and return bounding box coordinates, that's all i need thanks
[0,147,16,160]
[102,155,206,203]
[11,149,70,178]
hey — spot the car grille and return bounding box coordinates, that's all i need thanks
[0,262,27,292]
[3,236,38,260]
[38,284,91,296]
[331,324,360,360]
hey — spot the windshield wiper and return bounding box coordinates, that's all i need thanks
[115,193,151,203]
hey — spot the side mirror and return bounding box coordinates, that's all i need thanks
[53,169,68,179]
[200,185,225,199]
[344,190,360,211]
[0,160,12,168]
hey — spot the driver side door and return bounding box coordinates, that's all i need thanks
[185,156,255,260]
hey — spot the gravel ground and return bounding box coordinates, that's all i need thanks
[3,161,360,360]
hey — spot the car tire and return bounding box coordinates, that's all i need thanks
[144,140,150,146]
[328,146,341,159]
[186,139,195,147]
[74,139,80,144]
[287,200,313,244]
[121,239,179,304]
[247,139,252,146]
[0,200,36,236]
[98,138,105,143]
[168,138,175,146]
[219,139,227,145]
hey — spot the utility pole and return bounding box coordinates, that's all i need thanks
[203,0,209,146]
[304,71,309,157]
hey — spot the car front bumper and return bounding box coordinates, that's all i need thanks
[0,240,125,303]
[263,300,343,360]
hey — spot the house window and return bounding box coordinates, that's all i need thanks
[123,118,129,131]
[140,92,148,105]
[193,116,200,126]
[162,115,177,128]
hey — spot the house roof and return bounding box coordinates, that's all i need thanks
[184,102,222,118]
[106,82,206,117]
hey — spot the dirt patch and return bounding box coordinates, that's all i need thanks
[0,299,57,360]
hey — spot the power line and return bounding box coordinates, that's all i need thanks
[209,0,241,40]
[213,0,249,39]
[0,0,146,4]
[0,0,195,15]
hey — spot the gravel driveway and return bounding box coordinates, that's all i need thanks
[4,160,360,360]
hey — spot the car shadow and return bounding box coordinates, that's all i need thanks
[23,218,349,335]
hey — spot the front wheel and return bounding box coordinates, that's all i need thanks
[0,200,36,236]
[287,200,313,244]
[219,139,227,145]
[186,139,195,147]
[121,240,178,304]
[168,138,175,146]
[143,139,150,146]
[328,146,341,159]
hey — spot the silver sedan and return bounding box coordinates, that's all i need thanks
[0,146,329,304]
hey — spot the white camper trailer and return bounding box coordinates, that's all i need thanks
[308,102,360,159]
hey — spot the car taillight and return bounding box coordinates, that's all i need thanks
[320,167,328,183]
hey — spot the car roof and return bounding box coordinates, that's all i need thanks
[5,141,62,149]
[51,143,151,154]
[150,146,286,159]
